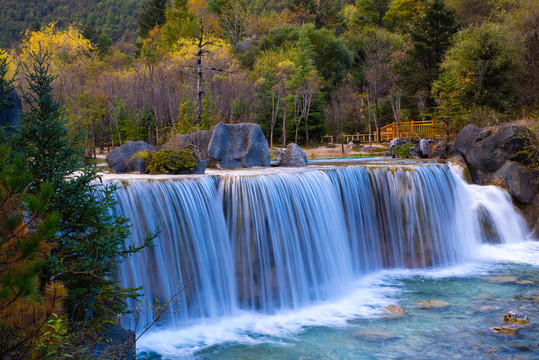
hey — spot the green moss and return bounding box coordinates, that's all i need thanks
[395,143,416,158]
[147,149,199,174]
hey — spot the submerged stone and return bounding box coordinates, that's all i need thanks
[415,300,450,309]
[353,329,399,342]
[385,305,408,315]
[482,275,518,283]
[491,325,520,336]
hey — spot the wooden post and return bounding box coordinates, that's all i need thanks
[411,120,415,138]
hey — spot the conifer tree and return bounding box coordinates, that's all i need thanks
[0,145,64,360]
[431,72,466,139]
[138,0,168,38]
[398,0,457,105]
[13,50,155,331]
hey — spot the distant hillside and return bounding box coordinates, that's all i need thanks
[0,0,143,48]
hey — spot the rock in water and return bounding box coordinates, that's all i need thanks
[106,141,157,173]
[491,325,520,336]
[207,123,270,168]
[504,311,531,325]
[415,300,450,309]
[385,305,408,315]
[0,90,22,130]
[278,143,307,167]
[353,329,399,342]
[482,275,518,283]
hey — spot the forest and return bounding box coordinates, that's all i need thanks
[0,0,538,358]
[1,0,537,152]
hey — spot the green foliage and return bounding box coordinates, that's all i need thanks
[0,0,143,48]
[12,50,155,331]
[395,142,415,158]
[0,144,64,359]
[384,0,425,28]
[440,22,520,112]
[355,0,391,27]
[431,72,467,136]
[138,0,168,39]
[161,0,199,48]
[147,149,199,174]
[397,0,457,99]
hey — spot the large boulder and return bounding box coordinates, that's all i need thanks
[106,141,157,173]
[278,143,307,167]
[455,124,539,199]
[0,90,22,130]
[207,123,270,168]
[164,123,271,169]
[455,124,483,156]
[166,130,212,161]
[457,124,537,178]
[455,123,539,229]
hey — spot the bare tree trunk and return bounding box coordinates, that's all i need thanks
[282,105,287,148]
[92,121,96,158]
[367,91,373,148]
[196,24,205,125]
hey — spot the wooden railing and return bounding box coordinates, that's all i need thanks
[376,120,448,142]
[322,121,449,144]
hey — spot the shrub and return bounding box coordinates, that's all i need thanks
[147,149,199,174]
[395,143,416,158]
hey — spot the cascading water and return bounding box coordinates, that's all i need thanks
[110,163,529,334]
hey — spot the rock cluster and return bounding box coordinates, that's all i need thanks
[383,137,455,159]
[107,123,272,173]
[168,123,270,169]
[455,124,539,232]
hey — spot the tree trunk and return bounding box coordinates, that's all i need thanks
[282,105,287,148]
[196,24,205,125]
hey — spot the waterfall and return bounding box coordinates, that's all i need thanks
[110,164,528,330]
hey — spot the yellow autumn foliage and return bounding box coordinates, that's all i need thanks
[18,22,95,74]
[169,36,238,73]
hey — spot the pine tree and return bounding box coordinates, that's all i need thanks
[398,0,457,104]
[14,51,155,332]
[431,72,466,139]
[0,145,65,360]
[138,0,168,38]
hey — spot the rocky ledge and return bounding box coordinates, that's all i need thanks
[455,124,539,233]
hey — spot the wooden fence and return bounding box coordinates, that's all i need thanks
[376,120,447,142]
[323,120,449,144]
